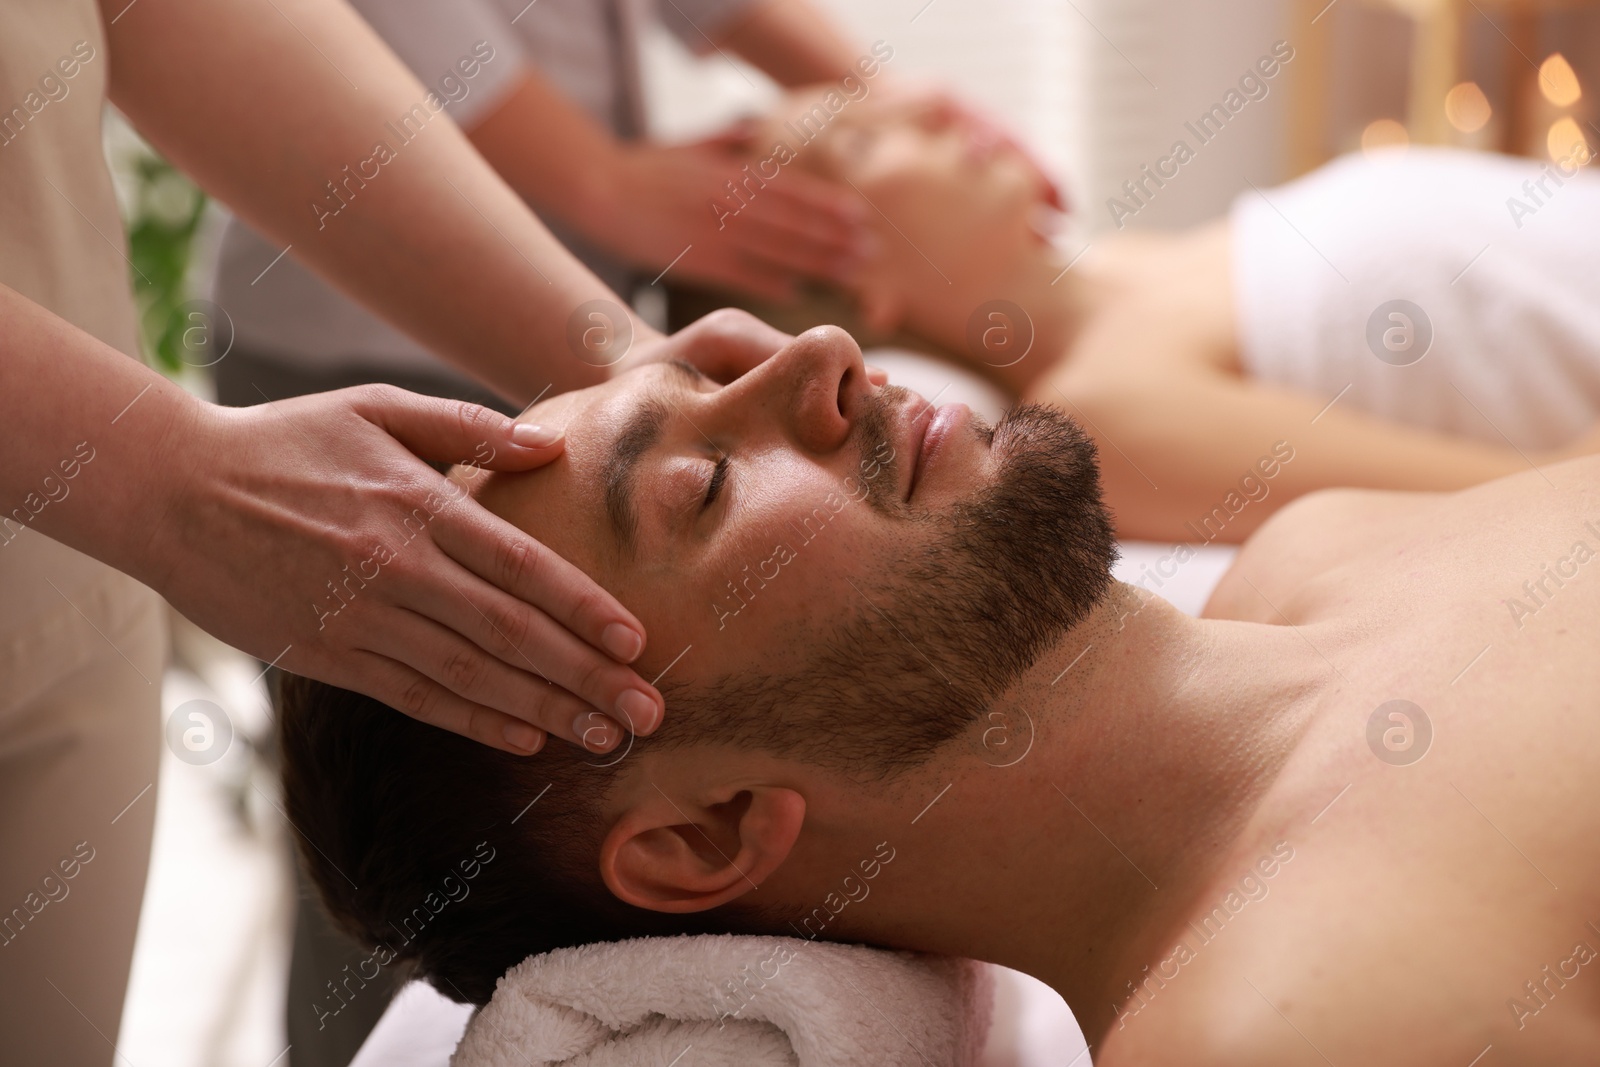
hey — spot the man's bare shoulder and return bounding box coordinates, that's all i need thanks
[1094,978,1336,1067]
[1202,485,1437,621]
[1207,454,1600,622]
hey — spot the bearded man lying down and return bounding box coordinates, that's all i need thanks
[282,326,1600,1065]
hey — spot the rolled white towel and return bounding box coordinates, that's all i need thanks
[449,934,994,1067]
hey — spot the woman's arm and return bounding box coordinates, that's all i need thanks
[1029,297,1541,544]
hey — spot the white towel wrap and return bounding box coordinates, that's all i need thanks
[1231,147,1600,452]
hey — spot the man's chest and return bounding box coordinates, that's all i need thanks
[1136,660,1600,1064]
[1105,806,1600,1066]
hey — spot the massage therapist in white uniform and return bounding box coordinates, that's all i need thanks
[0,1,801,1062]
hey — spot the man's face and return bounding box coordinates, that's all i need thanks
[476,328,972,679]
[474,327,1112,758]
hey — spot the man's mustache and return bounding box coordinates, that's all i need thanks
[848,385,908,514]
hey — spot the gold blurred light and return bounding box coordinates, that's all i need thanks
[1539,53,1581,107]
[1361,118,1410,155]
[1444,82,1492,134]
[1547,116,1591,164]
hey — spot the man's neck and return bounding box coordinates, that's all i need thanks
[815,585,1333,1044]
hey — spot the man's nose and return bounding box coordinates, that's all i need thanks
[719,325,871,454]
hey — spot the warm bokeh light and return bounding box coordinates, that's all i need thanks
[1547,116,1591,163]
[1539,53,1582,107]
[1361,118,1410,155]
[1444,82,1492,133]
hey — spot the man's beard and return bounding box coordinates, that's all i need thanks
[668,399,1117,777]
[840,400,1117,767]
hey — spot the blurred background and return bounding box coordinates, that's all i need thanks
[107,0,1598,1063]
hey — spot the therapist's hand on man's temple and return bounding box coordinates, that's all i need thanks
[156,387,663,757]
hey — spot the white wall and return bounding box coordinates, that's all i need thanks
[1079,0,1291,232]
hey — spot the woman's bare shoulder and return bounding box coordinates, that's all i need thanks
[1068,221,1238,383]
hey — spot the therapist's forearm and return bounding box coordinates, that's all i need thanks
[98,0,650,405]
[0,284,200,573]
[463,70,630,241]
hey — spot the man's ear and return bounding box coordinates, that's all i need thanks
[600,783,806,914]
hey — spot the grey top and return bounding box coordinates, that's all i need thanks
[211,0,751,378]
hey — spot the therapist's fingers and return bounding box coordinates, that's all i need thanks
[429,499,651,663]
[728,204,874,286]
[877,84,1068,210]
[346,386,648,662]
[396,542,665,736]
[371,611,634,753]
[167,387,651,757]
[351,385,567,472]
[690,118,762,154]
[722,262,804,303]
[728,172,871,273]
[347,650,552,756]
[627,308,794,383]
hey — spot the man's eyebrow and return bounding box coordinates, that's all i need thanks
[604,397,670,555]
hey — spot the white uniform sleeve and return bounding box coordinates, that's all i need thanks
[655,0,759,54]
[347,0,531,130]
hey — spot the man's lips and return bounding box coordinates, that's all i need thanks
[902,393,970,501]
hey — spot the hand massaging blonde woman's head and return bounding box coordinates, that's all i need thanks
[741,89,1075,343]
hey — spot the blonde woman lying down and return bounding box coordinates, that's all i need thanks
[728,90,1600,542]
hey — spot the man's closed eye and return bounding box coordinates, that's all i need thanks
[703,454,730,511]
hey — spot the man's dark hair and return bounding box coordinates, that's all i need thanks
[279,673,736,1007]
[278,402,1115,1006]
